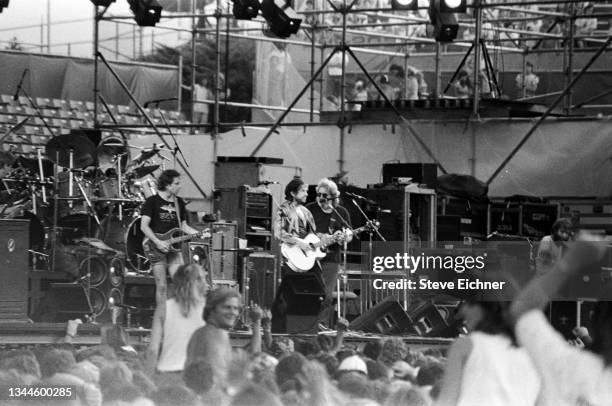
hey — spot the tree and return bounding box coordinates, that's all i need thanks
[140,36,255,124]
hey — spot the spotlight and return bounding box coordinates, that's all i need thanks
[440,0,466,13]
[232,0,260,20]
[261,0,302,38]
[127,0,163,27]
[90,0,116,6]
[391,0,418,11]
[0,0,9,13]
[429,0,459,42]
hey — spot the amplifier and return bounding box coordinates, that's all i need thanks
[245,192,272,218]
[0,219,29,321]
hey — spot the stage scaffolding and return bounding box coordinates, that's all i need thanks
[91,0,612,179]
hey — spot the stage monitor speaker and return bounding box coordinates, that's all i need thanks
[407,300,451,337]
[271,273,324,334]
[382,163,438,187]
[349,296,414,335]
[247,253,277,309]
[0,219,29,321]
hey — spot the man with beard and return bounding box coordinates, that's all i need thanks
[536,218,573,275]
[305,178,352,328]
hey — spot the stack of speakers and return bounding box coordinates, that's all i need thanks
[78,255,125,323]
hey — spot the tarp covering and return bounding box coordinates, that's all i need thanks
[253,42,322,123]
[214,118,612,198]
[0,51,178,108]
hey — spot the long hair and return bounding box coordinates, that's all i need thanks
[172,264,207,317]
[468,300,516,343]
[157,169,181,191]
[203,287,242,321]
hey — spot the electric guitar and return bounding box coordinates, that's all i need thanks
[281,222,378,272]
[143,227,211,262]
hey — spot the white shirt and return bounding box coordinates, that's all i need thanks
[456,332,541,406]
[157,298,206,372]
[516,310,612,406]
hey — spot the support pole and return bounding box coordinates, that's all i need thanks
[93,6,100,128]
[472,0,482,116]
[434,42,441,98]
[486,36,612,186]
[190,0,197,124]
[97,51,209,200]
[249,49,340,157]
[310,26,316,122]
[345,46,448,174]
[177,54,183,114]
[566,3,575,114]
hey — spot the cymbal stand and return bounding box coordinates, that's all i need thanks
[331,205,352,321]
[37,148,48,205]
[68,150,74,209]
[75,177,100,226]
[116,154,123,221]
[350,199,385,311]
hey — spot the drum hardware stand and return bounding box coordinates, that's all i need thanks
[37,148,48,205]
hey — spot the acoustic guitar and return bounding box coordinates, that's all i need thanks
[281,223,376,272]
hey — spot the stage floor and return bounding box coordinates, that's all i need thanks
[0,322,452,351]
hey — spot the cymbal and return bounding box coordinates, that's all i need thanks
[132,149,160,165]
[46,134,96,168]
[132,164,160,179]
[97,138,128,170]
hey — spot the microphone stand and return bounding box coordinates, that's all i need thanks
[331,203,352,321]
[14,75,56,139]
[155,102,189,168]
[350,198,385,310]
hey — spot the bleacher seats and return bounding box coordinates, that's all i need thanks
[0,94,189,157]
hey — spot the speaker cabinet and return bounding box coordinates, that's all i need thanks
[246,253,277,309]
[271,273,324,333]
[46,283,93,323]
[382,163,438,187]
[78,255,124,323]
[0,219,29,321]
[349,297,413,335]
[211,222,237,280]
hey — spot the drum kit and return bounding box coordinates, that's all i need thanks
[0,131,169,274]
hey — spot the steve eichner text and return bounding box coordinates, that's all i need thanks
[371,252,487,274]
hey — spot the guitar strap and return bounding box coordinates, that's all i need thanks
[174,196,182,229]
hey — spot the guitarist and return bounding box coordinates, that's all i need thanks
[272,178,320,332]
[140,169,200,366]
[306,178,352,328]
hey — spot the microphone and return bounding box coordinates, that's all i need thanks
[345,192,377,206]
[13,69,29,101]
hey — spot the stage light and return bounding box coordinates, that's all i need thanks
[232,0,260,20]
[0,0,9,13]
[127,0,163,27]
[391,0,418,10]
[429,0,459,42]
[440,0,466,13]
[90,0,116,7]
[261,0,302,38]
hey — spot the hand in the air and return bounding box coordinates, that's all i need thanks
[249,303,264,321]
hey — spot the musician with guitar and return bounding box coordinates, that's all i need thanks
[271,178,321,332]
[305,178,353,328]
[140,169,201,367]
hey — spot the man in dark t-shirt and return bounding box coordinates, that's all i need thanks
[305,178,352,327]
[140,169,199,367]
